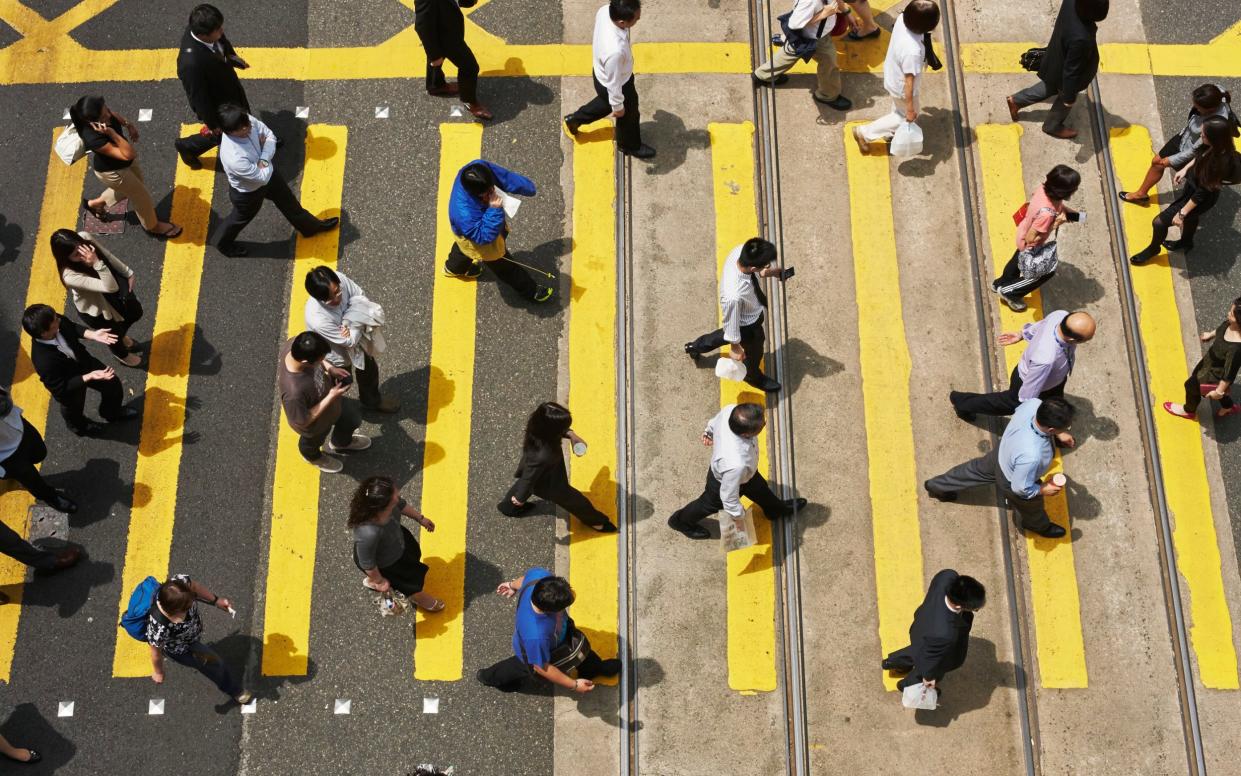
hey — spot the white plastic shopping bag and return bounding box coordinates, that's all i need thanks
[715,356,747,382]
[890,121,924,157]
[720,506,758,554]
[54,125,86,166]
[901,682,939,710]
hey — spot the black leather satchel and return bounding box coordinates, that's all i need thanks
[1019,47,1046,72]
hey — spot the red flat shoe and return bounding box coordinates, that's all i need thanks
[1163,402,1196,420]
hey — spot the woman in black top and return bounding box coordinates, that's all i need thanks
[1119,83,1235,204]
[70,96,181,239]
[497,402,617,532]
[1165,297,1241,420]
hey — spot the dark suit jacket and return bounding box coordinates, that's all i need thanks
[30,318,105,404]
[176,27,250,130]
[906,569,974,681]
[1038,0,1100,102]
[511,441,569,502]
[413,0,473,60]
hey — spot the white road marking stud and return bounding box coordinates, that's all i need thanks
[295,106,310,118]
[422,697,439,714]
[241,698,257,714]
[138,109,153,122]
[375,106,390,119]
[57,701,74,718]
[449,105,464,118]
[62,108,70,120]
[148,699,164,715]
[334,698,351,715]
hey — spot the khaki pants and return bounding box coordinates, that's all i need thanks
[93,159,157,231]
[753,35,842,101]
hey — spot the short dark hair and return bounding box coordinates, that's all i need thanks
[1074,0,1109,23]
[218,103,250,134]
[738,237,777,269]
[460,163,496,197]
[728,403,765,436]
[1035,397,1075,430]
[530,576,574,612]
[189,3,225,36]
[903,0,941,34]
[158,577,197,616]
[947,575,986,610]
[305,266,341,302]
[1043,164,1081,201]
[21,304,57,338]
[290,331,331,363]
[609,0,641,22]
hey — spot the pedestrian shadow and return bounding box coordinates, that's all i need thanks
[144,323,222,377]
[215,633,316,712]
[479,65,555,125]
[639,110,709,176]
[1060,394,1119,444]
[0,701,76,772]
[575,649,664,730]
[913,638,1018,727]
[895,106,957,178]
[1181,193,1239,278]
[489,263,570,319]
[1040,259,1106,309]
[23,554,114,619]
[774,337,843,397]
[41,456,150,527]
[0,212,23,265]
[126,387,203,454]
[412,551,503,643]
[814,74,886,124]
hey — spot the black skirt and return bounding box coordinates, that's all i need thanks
[353,526,429,595]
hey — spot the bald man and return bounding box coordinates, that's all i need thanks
[951,310,1095,420]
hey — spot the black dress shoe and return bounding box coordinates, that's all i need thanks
[779,497,807,516]
[924,480,957,502]
[563,114,581,135]
[684,343,700,360]
[622,144,657,160]
[948,391,976,422]
[218,242,248,257]
[314,216,340,233]
[1029,523,1067,539]
[813,93,853,111]
[751,73,789,87]
[107,407,140,422]
[178,150,203,170]
[70,421,105,437]
[52,547,82,570]
[591,521,618,533]
[1129,248,1156,265]
[746,375,782,393]
[667,515,709,540]
[1161,238,1193,252]
[46,493,78,514]
[881,658,911,673]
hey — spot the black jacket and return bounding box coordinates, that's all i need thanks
[906,569,974,682]
[511,441,568,502]
[413,0,473,60]
[30,318,106,403]
[1038,0,1100,102]
[176,27,250,130]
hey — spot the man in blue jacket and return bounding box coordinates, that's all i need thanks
[443,161,554,303]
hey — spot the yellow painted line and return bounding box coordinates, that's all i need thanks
[413,123,483,681]
[843,122,924,692]
[260,125,348,676]
[567,131,620,686]
[708,122,777,694]
[0,131,83,682]
[1111,125,1239,690]
[111,126,216,676]
[976,124,1087,688]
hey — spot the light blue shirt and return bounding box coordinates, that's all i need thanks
[998,399,1053,499]
[1017,310,1075,400]
[219,114,278,192]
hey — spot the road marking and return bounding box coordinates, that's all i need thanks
[567,130,620,686]
[1111,125,1239,690]
[111,126,216,677]
[260,125,348,676]
[976,124,1087,688]
[709,122,778,694]
[0,130,83,683]
[843,122,924,691]
[57,701,74,718]
[413,123,483,681]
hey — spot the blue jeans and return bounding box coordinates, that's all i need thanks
[166,641,242,698]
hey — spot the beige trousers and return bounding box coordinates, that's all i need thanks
[753,35,842,101]
[93,159,157,231]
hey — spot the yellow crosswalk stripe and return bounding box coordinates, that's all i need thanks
[708,122,778,694]
[843,122,924,691]
[413,124,483,681]
[567,131,619,685]
[0,130,83,682]
[260,125,348,676]
[1110,125,1239,689]
[111,126,216,676]
[976,124,1087,688]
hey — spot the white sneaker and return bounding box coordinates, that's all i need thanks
[326,433,372,453]
[310,454,343,473]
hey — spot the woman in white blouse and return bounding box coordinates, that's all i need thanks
[50,229,143,367]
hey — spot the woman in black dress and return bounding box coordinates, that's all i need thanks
[1165,297,1241,420]
[497,402,617,532]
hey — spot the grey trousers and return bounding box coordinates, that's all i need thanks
[926,449,1052,532]
[1011,80,1074,132]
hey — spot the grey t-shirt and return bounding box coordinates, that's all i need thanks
[353,498,407,570]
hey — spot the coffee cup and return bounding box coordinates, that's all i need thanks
[572,441,588,457]
[1051,473,1067,487]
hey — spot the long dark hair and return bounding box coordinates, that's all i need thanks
[68,95,107,134]
[348,475,397,527]
[1194,116,1240,192]
[49,229,98,287]
[1192,83,1229,113]
[523,402,572,454]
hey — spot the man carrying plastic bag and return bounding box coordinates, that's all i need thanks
[883,569,986,705]
[852,0,942,154]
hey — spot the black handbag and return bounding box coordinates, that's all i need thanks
[549,618,591,672]
[1019,47,1046,72]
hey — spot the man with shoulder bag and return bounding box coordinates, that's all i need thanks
[753,0,852,111]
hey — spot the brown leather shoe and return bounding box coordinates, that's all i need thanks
[1005,96,1020,122]
[427,83,460,97]
[466,102,493,120]
[53,547,82,570]
[1044,126,1079,139]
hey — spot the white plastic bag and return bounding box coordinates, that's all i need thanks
[901,682,938,710]
[720,506,758,554]
[715,356,747,382]
[890,121,924,157]
[54,125,86,166]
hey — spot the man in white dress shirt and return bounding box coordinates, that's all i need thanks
[685,237,785,393]
[667,403,806,540]
[753,0,853,111]
[563,0,655,159]
[214,104,339,257]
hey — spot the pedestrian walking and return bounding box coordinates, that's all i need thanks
[21,304,138,437]
[0,731,41,765]
[413,0,492,120]
[1129,116,1241,264]
[752,0,853,112]
[277,331,369,473]
[1163,297,1241,421]
[684,237,785,393]
[442,160,555,303]
[50,229,143,368]
[667,403,806,540]
[1119,84,1237,205]
[852,0,941,152]
[349,475,443,612]
[477,568,620,692]
[882,569,985,692]
[563,0,656,159]
[214,105,339,257]
[304,266,399,414]
[992,165,1082,312]
[924,397,1074,539]
[0,386,78,515]
[1006,0,1108,139]
[950,310,1095,420]
[174,3,251,169]
[69,96,181,239]
[146,574,252,705]
[497,402,617,532]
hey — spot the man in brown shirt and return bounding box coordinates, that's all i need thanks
[278,331,370,473]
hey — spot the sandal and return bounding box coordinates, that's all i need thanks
[418,597,445,612]
[82,197,110,221]
[1118,191,1149,205]
[847,27,881,40]
[147,224,183,240]
[1163,402,1196,420]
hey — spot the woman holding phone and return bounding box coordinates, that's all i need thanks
[50,229,143,367]
[992,164,1082,312]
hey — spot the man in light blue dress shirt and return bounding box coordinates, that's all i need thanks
[924,397,1076,539]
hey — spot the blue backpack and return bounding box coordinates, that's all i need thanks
[120,576,160,641]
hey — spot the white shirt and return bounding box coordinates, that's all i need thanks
[707,404,759,517]
[219,115,278,192]
[0,390,24,476]
[305,272,377,370]
[789,0,835,40]
[190,31,224,57]
[37,333,76,360]
[719,245,765,344]
[883,14,925,97]
[592,5,633,111]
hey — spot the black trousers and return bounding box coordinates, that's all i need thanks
[58,377,124,433]
[166,641,242,698]
[445,244,538,297]
[350,353,383,408]
[993,249,1056,301]
[687,315,768,385]
[567,75,642,151]
[297,399,362,461]
[497,480,610,528]
[425,39,480,104]
[951,366,1066,418]
[0,419,58,504]
[1139,183,1216,254]
[478,650,612,692]
[883,647,931,689]
[1184,362,1234,414]
[79,296,144,359]
[174,129,223,160]
[669,469,785,528]
[216,171,321,249]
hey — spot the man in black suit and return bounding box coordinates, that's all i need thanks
[1007,0,1107,139]
[174,3,251,169]
[882,569,985,691]
[21,305,138,436]
[413,0,492,120]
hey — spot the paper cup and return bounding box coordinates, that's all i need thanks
[572,441,587,457]
[1051,473,1067,487]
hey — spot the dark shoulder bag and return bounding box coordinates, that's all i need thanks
[1019,47,1046,71]
[548,618,591,672]
[777,12,828,63]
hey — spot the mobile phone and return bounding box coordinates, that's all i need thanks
[336,373,354,388]
[780,266,796,281]
[1067,211,1085,223]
